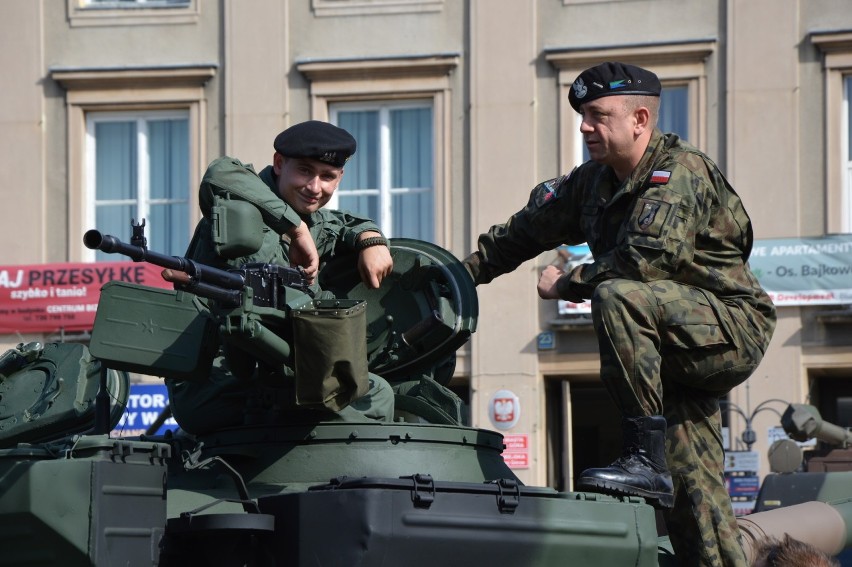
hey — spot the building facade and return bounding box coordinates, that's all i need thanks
[2,0,852,496]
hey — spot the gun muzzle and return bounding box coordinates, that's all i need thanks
[84,229,246,291]
[84,230,145,260]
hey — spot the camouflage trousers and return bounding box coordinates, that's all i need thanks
[592,279,770,567]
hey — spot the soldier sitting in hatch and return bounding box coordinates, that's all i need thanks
[167,120,396,434]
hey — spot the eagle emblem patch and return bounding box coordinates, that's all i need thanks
[533,171,572,208]
[638,201,661,230]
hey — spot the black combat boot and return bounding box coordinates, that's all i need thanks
[576,415,674,509]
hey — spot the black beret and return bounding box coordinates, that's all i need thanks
[568,62,661,112]
[273,120,357,168]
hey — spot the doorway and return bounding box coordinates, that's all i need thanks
[545,378,621,491]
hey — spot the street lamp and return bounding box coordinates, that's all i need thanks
[720,398,789,451]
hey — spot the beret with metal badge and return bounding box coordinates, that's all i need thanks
[569,62,661,112]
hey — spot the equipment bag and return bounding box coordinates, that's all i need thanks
[291,299,369,411]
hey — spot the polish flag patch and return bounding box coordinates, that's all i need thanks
[650,170,671,184]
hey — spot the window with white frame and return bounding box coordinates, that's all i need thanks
[811,31,852,233]
[51,65,212,261]
[297,54,456,245]
[845,75,852,231]
[68,0,197,26]
[660,85,689,140]
[83,0,190,7]
[330,102,434,241]
[86,111,190,260]
[311,0,443,17]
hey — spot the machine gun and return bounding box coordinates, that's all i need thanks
[84,219,367,414]
[83,219,312,309]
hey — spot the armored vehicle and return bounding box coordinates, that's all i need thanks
[757,402,852,513]
[0,212,849,565]
[754,403,852,565]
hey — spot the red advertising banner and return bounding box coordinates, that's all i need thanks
[0,261,172,334]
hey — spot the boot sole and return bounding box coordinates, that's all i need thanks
[577,477,674,510]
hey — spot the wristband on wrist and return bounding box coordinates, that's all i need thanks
[355,236,388,251]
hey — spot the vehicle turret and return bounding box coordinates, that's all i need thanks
[782,403,852,448]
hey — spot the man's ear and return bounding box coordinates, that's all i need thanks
[272,152,285,175]
[634,107,651,134]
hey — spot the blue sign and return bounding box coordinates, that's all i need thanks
[726,474,760,497]
[112,383,178,437]
[537,331,555,350]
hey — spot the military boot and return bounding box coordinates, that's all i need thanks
[576,415,674,509]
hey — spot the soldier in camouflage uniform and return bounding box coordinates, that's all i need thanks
[464,62,776,566]
[168,121,396,434]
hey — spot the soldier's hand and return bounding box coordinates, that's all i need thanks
[286,223,319,284]
[537,265,565,300]
[358,243,393,289]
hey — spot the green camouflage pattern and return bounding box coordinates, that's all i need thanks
[465,130,774,322]
[465,130,776,567]
[594,278,766,566]
[664,403,748,567]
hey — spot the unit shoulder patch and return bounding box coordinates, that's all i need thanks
[533,175,566,208]
[630,197,671,237]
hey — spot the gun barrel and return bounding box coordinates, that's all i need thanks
[161,269,241,307]
[83,229,245,291]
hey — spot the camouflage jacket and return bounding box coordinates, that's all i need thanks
[186,156,382,270]
[465,130,775,336]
